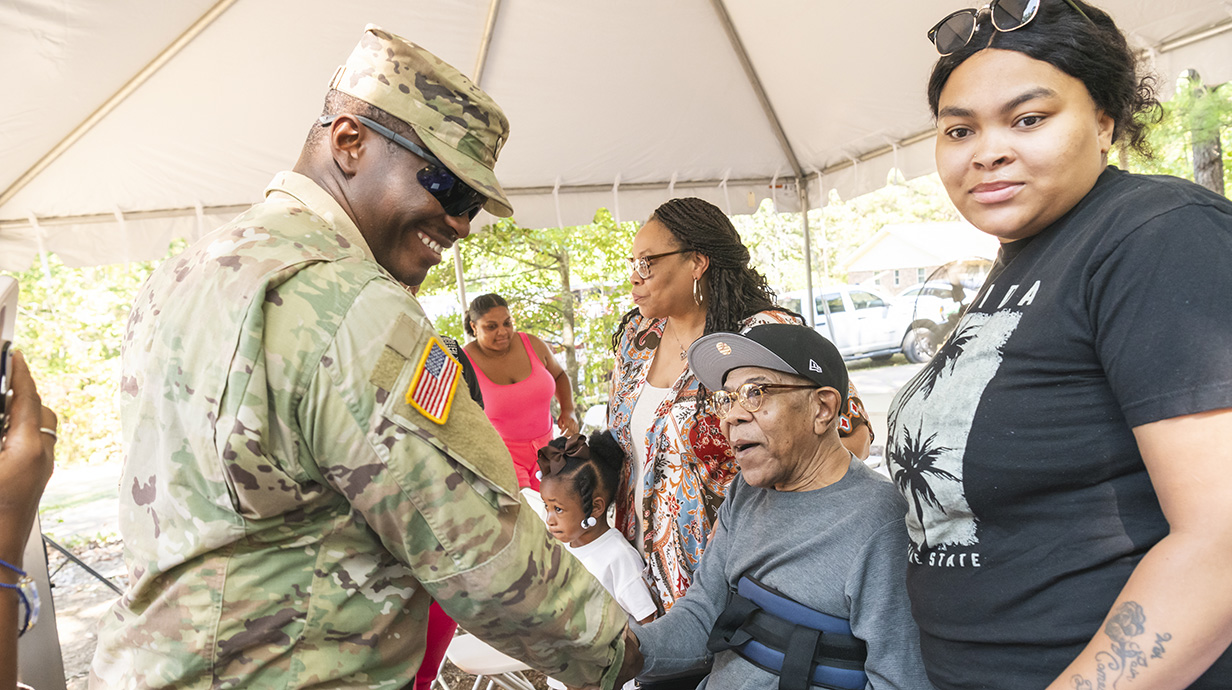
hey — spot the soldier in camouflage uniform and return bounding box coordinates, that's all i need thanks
[90,25,633,689]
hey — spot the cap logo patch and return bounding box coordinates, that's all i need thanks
[716,342,732,356]
[809,359,824,374]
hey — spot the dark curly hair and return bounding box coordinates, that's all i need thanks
[539,431,625,516]
[926,0,1161,157]
[464,293,509,338]
[610,197,787,352]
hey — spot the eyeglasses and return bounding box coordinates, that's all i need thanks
[709,382,818,417]
[318,114,487,220]
[927,0,1092,56]
[627,249,691,279]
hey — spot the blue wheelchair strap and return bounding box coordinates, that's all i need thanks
[706,576,868,690]
[738,576,854,635]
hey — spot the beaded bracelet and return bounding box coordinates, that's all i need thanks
[0,557,39,637]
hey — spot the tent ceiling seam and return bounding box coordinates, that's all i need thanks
[0,121,934,232]
[0,122,939,231]
[0,0,241,210]
[708,0,804,179]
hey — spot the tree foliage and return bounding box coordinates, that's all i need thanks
[1123,75,1231,193]
[421,175,959,414]
[9,244,183,466]
[424,210,638,414]
[733,173,960,293]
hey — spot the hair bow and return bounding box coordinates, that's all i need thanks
[536,433,591,479]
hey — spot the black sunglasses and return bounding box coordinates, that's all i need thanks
[318,114,487,220]
[927,0,1092,56]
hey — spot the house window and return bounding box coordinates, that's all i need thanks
[893,269,901,287]
[918,268,927,283]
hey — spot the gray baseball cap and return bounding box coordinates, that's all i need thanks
[688,324,848,407]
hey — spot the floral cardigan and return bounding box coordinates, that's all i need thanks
[607,308,800,612]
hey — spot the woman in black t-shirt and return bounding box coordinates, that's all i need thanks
[886,1,1232,688]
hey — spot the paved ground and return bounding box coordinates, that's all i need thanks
[40,461,124,545]
[847,355,924,470]
[29,356,923,687]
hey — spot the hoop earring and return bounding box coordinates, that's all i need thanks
[693,278,704,306]
[581,516,598,529]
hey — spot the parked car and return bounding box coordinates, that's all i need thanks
[896,281,965,328]
[778,284,940,363]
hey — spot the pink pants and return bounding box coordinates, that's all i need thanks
[504,431,555,491]
[414,601,458,690]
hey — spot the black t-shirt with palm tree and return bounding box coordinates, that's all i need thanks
[886,167,1232,689]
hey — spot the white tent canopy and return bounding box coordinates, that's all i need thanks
[1,0,1230,272]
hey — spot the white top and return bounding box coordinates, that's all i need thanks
[521,487,548,526]
[566,528,658,622]
[628,382,672,551]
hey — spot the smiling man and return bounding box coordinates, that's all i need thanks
[90,26,634,689]
[616,324,931,690]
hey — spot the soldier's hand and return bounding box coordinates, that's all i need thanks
[581,625,642,690]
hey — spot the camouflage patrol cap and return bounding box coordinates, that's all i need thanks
[330,24,513,217]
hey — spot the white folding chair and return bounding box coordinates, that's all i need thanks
[443,633,539,690]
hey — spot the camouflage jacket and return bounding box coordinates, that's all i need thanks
[90,172,626,689]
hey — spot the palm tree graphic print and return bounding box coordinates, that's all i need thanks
[887,309,1022,556]
[892,428,956,551]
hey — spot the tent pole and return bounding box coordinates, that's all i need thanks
[471,0,503,84]
[800,177,838,345]
[799,177,815,328]
[452,0,504,315]
[0,0,239,209]
[452,245,468,313]
[1156,18,1232,53]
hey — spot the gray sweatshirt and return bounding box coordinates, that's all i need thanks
[635,457,933,689]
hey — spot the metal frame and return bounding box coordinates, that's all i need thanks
[452,0,506,309]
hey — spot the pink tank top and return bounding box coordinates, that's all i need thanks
[465,332,555,441]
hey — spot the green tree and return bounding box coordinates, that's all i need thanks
[733,173,960,292]
[7,243,184,466]
[1124,76,1231,196]
[424,210,637,415]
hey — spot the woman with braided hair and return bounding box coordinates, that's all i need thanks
[607,198,799,639]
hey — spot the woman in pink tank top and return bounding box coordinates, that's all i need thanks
[417,294,581,690]
[462,293,580,491]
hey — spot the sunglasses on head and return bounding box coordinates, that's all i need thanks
[927,0,1092,56]
[318,114,488,220]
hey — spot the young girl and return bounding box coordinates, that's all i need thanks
[536,431,656,626]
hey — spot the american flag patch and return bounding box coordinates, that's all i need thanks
[406,338,461,424]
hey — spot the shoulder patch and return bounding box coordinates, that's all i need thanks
[406,337,461,424]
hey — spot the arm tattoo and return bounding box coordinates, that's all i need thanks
[1068,602,1170,690]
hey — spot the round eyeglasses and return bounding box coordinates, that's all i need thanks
[709,382,818,417]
